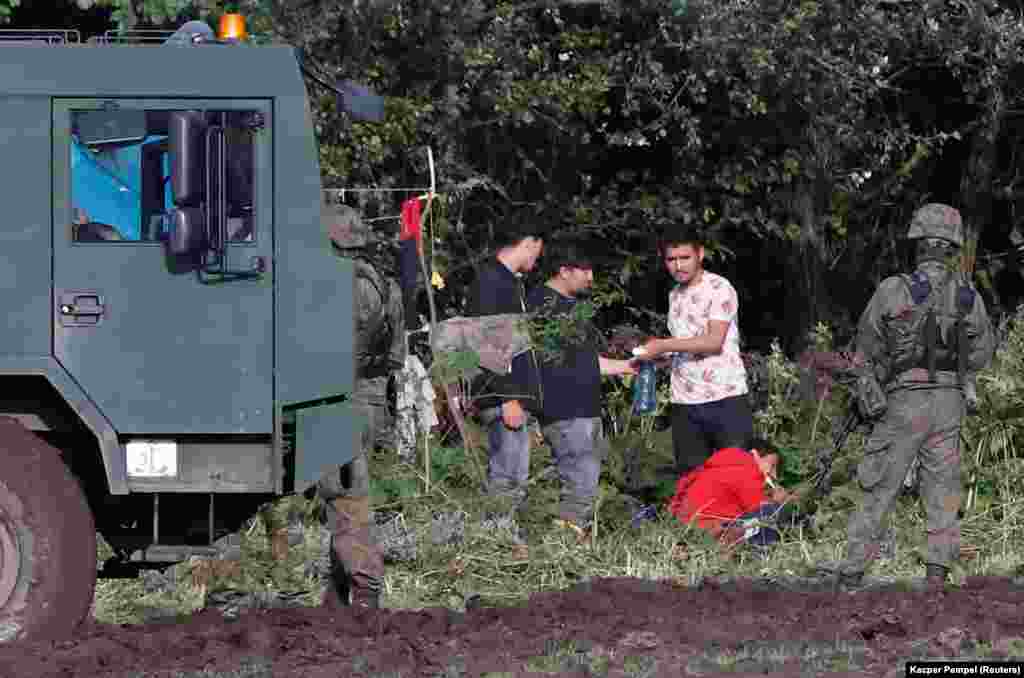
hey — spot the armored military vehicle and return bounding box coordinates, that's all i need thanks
[0,21,367,641]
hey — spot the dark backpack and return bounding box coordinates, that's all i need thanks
[354,260,396,376]
[888,270,975,379]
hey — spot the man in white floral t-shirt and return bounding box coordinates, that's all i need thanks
[636,230,754,477]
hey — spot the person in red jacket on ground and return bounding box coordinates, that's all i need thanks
[668,438,796,550]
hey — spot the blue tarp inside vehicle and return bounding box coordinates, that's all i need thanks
[71,135,170,240]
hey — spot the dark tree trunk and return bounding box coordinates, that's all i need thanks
[125,0,139,29]
[785,177,831,354]
[960,87,1004,313]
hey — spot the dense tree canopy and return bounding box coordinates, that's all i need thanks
[5,0,1024,352]
[267,0,1024,351]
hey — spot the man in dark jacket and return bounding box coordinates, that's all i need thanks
[466,221,545,527]
[526,246,635,539]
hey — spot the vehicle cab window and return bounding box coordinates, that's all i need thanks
[69,108,258,244]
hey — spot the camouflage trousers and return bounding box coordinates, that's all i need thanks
[361,375,394,452]
[315,379,384,596]
[839,386,965,575]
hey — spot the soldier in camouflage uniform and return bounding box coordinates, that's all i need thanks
[317,199,405,608]
[829,204,994,591]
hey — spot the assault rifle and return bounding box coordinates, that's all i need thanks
[802,349,884,499]
[811,408,862,498]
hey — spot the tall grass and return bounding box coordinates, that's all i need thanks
[963,307,1024,512]
[93,313,1024,624]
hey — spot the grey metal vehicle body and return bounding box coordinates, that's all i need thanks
[0,28,362,640]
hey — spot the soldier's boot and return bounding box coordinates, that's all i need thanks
[330,496,384,609]
[350,574,382,609]
[321,558,350,610]
[833,571,865,594]
[925,563,950,590]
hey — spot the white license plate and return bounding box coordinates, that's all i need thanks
[125,440,178,478]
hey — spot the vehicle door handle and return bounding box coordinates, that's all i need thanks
[61,300,103,316]
[58,292,105,326]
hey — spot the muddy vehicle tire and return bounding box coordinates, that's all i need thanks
[0,417,96,641]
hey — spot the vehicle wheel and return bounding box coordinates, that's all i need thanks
[0,417,96,641]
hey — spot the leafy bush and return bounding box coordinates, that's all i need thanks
[425,444,473,489]
[526,295,602,366]
[370,476,420,503]
[752,340,804,441]
[963,307,1024,510]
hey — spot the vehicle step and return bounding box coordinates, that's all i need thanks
[129,545,222,563]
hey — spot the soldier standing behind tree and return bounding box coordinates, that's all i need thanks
[315,198,405,608]
[824,203,994,592]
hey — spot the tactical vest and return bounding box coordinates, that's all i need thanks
[887,269,975,381]
[354,259,395,379]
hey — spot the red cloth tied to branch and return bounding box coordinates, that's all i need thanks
[400,197,423,244]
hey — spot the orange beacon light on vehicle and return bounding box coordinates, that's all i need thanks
[218,13,247,42]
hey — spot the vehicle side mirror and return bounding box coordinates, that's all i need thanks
[166,207,207,256]
[169,111,207,206]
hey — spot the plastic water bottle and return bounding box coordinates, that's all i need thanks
[631,353,658,415]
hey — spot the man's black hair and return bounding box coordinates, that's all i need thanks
[657,225,705,256]
[749,436,785,478]
[492,206,550,250]
[543,243,594,279]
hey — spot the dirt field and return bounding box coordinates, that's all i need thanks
[3,576,1024,677]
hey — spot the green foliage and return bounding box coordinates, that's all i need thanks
[429,290,608,393]
[526,295,600,366]
[1,0,1018,348]
[371,475,419,503]
[77,0,192,27]
[427,444,470,488]
[963,308,1024,510]
[430,349,481,386]
[602,363,670,441]
[752,340,803,440]
[70,0,264,32]
[93,416,1024,649]
[240,0,1024,348]
[0,0,19,21]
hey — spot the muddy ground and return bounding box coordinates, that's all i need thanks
[3,576,1024,677]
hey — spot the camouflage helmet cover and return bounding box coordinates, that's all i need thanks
[906,203,964,247]
[324,202,371,249]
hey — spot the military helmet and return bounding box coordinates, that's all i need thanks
[906,203,964,247]
[324,201,371,249]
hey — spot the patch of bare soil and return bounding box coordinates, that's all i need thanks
[2,576,1024,677]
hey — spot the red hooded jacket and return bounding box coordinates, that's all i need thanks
[667,447,768,529]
